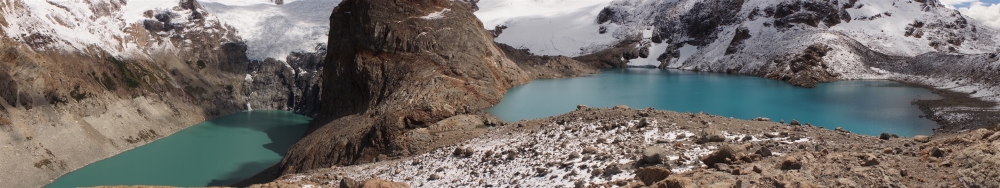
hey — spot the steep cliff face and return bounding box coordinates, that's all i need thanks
[278,0,531,173]
[274,0,597,176]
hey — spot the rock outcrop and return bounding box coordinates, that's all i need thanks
[271,0,595,180]
[259,107,997,187]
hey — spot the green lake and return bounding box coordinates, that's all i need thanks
[488,68,942,136]
[47,110,310,187]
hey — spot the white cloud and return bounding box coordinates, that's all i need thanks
[941,0,1000,30]
[955,1,1000,30]
[941,0,980,9]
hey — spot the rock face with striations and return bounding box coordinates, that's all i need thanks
[274,0,588,175]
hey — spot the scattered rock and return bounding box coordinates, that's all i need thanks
[613,105,630,110]
[453,147,466,157]
[635,167,672,185]
[716,163,732,172]
[642,146,668,165]
[879,132,891,140]
[577,104,588,110]
[637,118,650,128]
[780,156,802,170]
[755,147,773,157]
[428,174,443,180]
[859,154,879,166]
[752,117,771,121]
[463,148,475,157]
[753,165,763,173]
[340,177,361,188]
[763,133,778,138]
[789,119,801,126]
[535,167,550,176]
[591,168,604,177]
[931,147,946,158]
[506,150,519,160]
[914,135,930,143]
[568,152,581,159]
[654,177,694,188]
[583,147,599,154]
[702,144,746,167]
[603,164,623,176]
[697,129,727,143]
[731,166,745,175]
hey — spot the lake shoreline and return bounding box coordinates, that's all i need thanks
[904,80,1000,137]
[654,67,1000,138]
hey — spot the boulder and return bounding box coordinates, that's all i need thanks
[577,104,588,110]
[635,167,672,185]
[859,154,879,166]
[789,119,801,126]
[780,156,802,170]
[697,129,727,143]
[642,146,668,165]
[613,105,630,110]
[341,177,361,188]
[452,147,466,157]
[701,144,746,167]
[637,118,650,128]
[913,135,930,143]
[752,117,771,121]
[755,147,773,157]
[583,146,599,154]
[603,164,623,176]
[879,132,891,140]
[931,147,947,158]
[428,174,443,181]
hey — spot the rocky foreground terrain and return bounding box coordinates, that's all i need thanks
[254,106,1000,187]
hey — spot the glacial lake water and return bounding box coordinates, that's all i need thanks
[46,110,311,187]
[488,68,941,137]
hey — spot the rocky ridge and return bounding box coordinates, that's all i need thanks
[258,107,1000,187]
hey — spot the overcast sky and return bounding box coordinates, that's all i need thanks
[941,0,1000,29]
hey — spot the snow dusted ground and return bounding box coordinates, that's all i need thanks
[273,109,815,187]
[0,0,337,61]
[474,0,622,56]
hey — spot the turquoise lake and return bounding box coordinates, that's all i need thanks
[46,110,311,187]
[488,68,941,137]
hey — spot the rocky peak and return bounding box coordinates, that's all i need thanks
[316,0,528,122]
[274,0,532,176]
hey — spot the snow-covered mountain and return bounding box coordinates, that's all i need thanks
[0,0,337,61]
[477,0,1000,92]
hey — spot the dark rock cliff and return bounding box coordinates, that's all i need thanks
[278,0,531,174]
[268,0,597,179]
